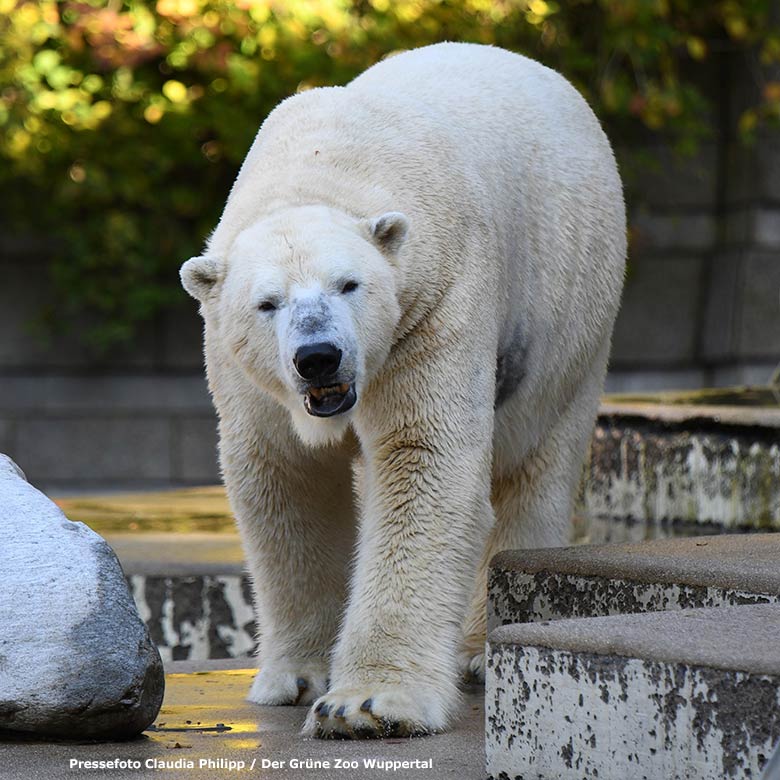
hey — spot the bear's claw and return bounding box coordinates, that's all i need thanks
[247,660,328,706]
[458,650,486,683]
[303,685,440,739]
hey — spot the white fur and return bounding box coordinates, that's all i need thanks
[181,43,625,738]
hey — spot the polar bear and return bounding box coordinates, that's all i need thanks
[181,42,625,739]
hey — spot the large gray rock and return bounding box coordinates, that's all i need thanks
[0,454,164,740]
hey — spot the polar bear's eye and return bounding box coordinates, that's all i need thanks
[258,300,277,313]
[341,280,359,294]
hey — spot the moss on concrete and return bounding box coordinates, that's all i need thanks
[606,385,780,409]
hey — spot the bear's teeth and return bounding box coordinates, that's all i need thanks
[309,384,349,400]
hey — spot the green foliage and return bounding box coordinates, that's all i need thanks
[2,0,779,350]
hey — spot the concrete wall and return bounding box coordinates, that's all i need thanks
[0,247,215,492]
[606,134,780,393]
[607,48,780,393]
[3,54,779,491]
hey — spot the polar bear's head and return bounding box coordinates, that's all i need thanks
[181,205,408,446]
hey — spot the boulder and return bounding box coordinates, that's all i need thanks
[0,454,164,740]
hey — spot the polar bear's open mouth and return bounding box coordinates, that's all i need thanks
[304,383,357,417]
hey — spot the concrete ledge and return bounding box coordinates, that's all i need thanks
[585,411,780,530]
[486,605,780,780]
[488,534,780,633]
[129,574,255,663]
[110,532,244,577]
[600,399,780,428]
[489,603,780,676]
[103,526,254,664]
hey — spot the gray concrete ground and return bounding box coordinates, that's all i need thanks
[108,532,245,577]
[0,661,485,780]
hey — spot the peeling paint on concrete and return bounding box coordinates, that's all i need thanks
[128,575,256,662]
[583,418,780,530]
[488,569,775,634]
[486,642,780,780]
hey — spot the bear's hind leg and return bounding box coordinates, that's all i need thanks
[460,366,606,680]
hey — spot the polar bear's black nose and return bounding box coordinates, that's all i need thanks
[294,342,342,380]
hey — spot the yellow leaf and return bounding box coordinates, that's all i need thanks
[726,17,748,40]
[686,37,707,61]
[144,104,164,124]
[162,80,188,103]
[91,100,112,120]
[8,128,31,155]
[257,25,276,47]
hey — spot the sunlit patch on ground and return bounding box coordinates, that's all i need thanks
[54,486,233,533]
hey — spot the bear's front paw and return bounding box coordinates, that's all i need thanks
[302,684,449,739]
[247,659,329,706]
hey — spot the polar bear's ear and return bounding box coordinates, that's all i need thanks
[366,212,409,254]
[180,255,223,301]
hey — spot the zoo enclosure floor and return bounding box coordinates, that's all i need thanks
[0,660,485,780]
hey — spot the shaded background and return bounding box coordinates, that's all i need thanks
[2,0,780,491]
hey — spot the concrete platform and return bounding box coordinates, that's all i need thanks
[109,533,245,577]
[488,533,780,632]
[586,396,780,531]
[0,661,485,779]
[486,604,780,780]
[105,530,252,663]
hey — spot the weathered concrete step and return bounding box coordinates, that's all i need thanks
[488,533,780,632]
[486,604,780,780]
[100,531,255,663]
[128,572,256,663]
[585,397,780,531]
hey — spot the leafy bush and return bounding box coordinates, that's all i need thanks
[2,0,779,350]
